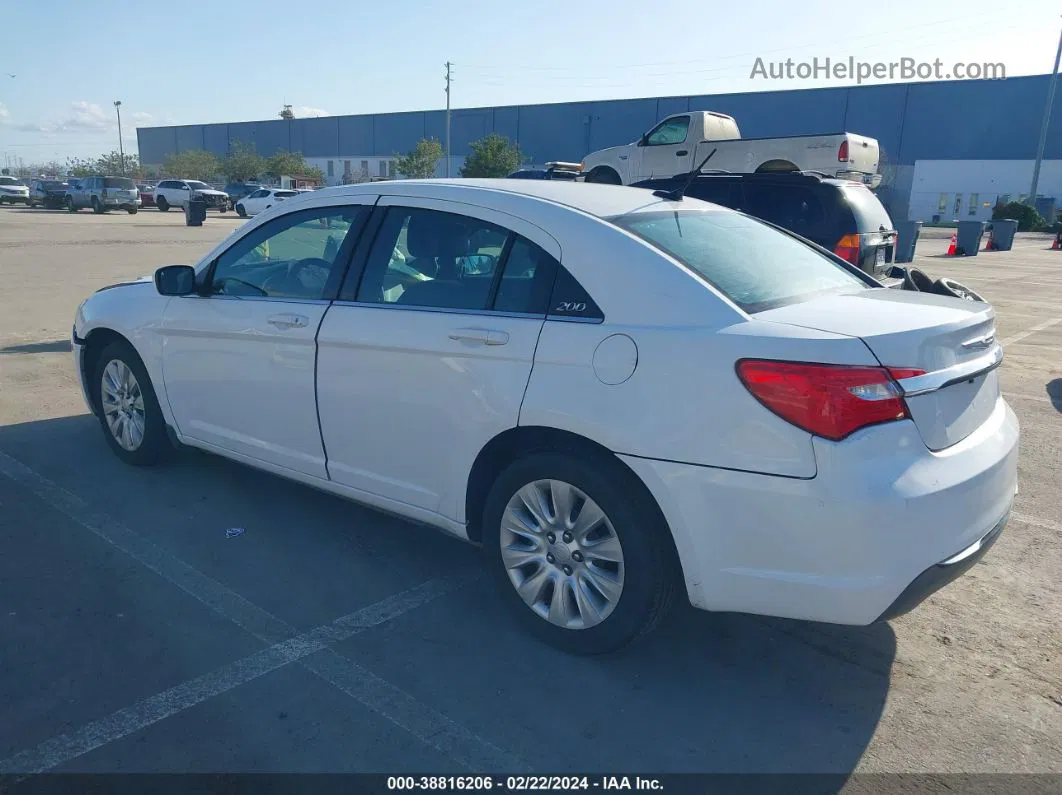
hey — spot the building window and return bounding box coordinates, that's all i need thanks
[937,193,948,212]
[327,160,334,177]
[379,160,387,177]
[952,194,962,216]
[344,160,351,175]
[968,193,978,216]
[361,160,368,173]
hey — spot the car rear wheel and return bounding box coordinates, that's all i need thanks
[484,451,676,655]
[127,206,138,214]
[156,196,169,212]
[585,167,621,185]
[91,196,103,214]
[94,341,172,466]
[66,197,77,212]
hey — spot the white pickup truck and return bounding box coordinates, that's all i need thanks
[581,111,881,187]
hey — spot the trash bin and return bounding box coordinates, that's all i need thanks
[988,219,1018,251]
[894,220,922,263]
[955,220,986,256]
[184,197,207,227]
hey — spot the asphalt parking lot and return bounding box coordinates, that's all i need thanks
[0,206,1059,780]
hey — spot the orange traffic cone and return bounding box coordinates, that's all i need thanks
[1052,232,1061,250]
[946,231,957,256]
[983,229,995,251]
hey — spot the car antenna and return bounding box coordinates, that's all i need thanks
[653,148,718,201]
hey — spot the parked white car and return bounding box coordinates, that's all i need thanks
[0,175,30,204]
[72,180,1017,654]
[582,111,881,187]
[153,179,230,212]
[235,187,300,217]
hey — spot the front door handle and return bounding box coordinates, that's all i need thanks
[449,327,509,346]
[267,313,309,330]
[675,150,689,156]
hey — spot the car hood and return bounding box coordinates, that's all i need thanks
[193,189,228,195]
[95,275,154,293]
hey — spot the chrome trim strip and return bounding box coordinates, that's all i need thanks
[329,301,546,320]
[896,345,1003,397]
[195,295,330,306]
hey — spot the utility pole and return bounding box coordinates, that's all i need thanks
[445,61,452,177]
[114,100,125,175]
[1028,23,1062,209]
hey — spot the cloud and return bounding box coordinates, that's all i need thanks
[0,103,9,123]
[130,111,153,123]
[291,106,330,118]
[9,101,153,135]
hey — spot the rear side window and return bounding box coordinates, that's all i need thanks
[548,266,603,321]
[610,209,869,314]
[493,236,557,315]
[742,185,827,241]
[104,177,135,189]
[274,190,299,198]
[684,179,741,209]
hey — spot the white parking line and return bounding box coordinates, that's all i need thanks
[0,449,527,774]
[1001,317,1062,346]
[1012,512,1061,534]
[0,579,455,776]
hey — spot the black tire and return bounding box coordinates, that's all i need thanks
[157,196,169,212]
[902,267,935,292]
[28,199,36,208]
[585,167,622,185]
[93,340,173,466]
[67,196,77,212]
[935,277,986,303]
[91,196,103,214]
[236,204,247,218]
[127,206,138,214]
[219,206,228,214]
[483,451,676,655]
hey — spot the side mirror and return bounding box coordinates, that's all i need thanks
[154,265,197,296]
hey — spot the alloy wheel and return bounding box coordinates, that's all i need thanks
[100,359,146,452]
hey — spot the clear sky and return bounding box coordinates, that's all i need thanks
[0,0,1058,165]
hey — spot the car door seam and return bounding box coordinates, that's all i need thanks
[313,304,334,481]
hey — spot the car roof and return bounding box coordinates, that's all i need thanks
[303,178,717,220]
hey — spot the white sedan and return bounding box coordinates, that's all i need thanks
[235,187,299,217]
[72,180,1018,654]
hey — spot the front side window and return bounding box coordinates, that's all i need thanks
[645,116,690,146]
[186,181,209,191]
[610,209,869,314]
[249,189,268,199]
[355,208,509,309]
[210,206,364,300]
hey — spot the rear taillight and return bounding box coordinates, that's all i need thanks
[838,140,849,163]
[833,233,861,264]
[736,360,922,441]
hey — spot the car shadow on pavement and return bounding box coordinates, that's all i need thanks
[1046,379,1062,412]
[0,340,72,354]
[0,414,894,782]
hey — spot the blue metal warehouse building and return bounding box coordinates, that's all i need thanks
[137,73,1061,222]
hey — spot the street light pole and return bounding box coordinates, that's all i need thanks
[1028,24,1062,208]
[445,61,452,178]
[114,100,125,175]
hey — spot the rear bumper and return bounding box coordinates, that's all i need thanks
[875,512,1007,622]
[621,398,1019,625]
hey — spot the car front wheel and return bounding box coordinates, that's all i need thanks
[236,204,247,217]
[484,451,676,654]
[94,341,172,466]
[67,197,77,212]
[157,196,169,211]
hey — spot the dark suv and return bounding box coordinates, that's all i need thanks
[632,172,897,280]
[223,182,265,209]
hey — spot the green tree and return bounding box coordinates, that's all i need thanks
[162,149,221,181]
[395,138,442,179]
[263,150,312,180]
[302,165,326,184]
[65,157,96,177]
[95,150,142,177]
[221,141,265,182]
[460,133,523,178]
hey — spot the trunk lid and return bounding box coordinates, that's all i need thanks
[756,289,1000,451]
[843,133,879,175]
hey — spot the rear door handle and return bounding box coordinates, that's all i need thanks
[675,150,689,156]
[449,327,509,346]
[267,313,309,330]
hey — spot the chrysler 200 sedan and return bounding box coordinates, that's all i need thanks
[72,179,1018,654]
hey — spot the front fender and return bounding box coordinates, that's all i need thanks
[582,146,631,181]
[75,282,175,426]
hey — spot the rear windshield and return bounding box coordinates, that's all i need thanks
[842,186,894,232]
[610,209,870,313]
[43,181,66,190]
[104,177,135,189]
[274,190,298,198]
